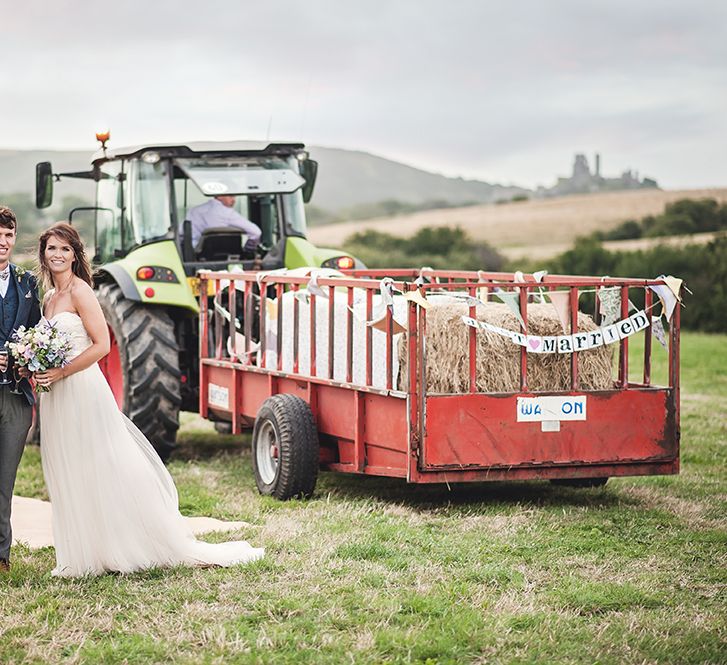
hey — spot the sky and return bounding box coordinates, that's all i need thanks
[2,0,726,190]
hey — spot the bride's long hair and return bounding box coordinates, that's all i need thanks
[37,222,94,290]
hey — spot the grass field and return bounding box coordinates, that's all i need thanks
[307,188,727,261]
[3,332,726,664]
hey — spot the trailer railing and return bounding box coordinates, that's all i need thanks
[199,268,679,396]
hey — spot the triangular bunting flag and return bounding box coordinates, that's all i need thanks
[548,291,572,334]
[494,290,526,329]
[368,311,407,335]
[402,290,431,309]
[663,275,684,302]
[307,271,329,299]
[649,283,678,322]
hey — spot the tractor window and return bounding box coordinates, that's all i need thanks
[129,161,172,246]
[281,190,307,237]
[95,161,124,263]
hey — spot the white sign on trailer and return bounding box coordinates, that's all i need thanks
[516,395,587,422]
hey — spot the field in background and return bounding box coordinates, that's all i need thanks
[308,188,727,261]
[3,332,726,664]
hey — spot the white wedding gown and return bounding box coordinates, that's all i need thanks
[40,311,264,577]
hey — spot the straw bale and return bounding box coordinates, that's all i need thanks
[398,302,614,393]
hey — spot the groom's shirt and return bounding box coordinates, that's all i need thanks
[0,265,9,299]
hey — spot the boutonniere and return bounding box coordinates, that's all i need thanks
[14,265,27,282]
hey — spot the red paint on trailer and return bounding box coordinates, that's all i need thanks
[98,325,123,409]
[196,270,681,487]
[421,390,676,469]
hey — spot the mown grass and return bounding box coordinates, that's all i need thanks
[4,331,726,664]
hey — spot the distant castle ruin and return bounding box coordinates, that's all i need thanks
[539,153,658,197]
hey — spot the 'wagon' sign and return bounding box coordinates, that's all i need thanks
[517,395,587,422]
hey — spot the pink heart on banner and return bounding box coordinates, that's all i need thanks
[528,337,541,351]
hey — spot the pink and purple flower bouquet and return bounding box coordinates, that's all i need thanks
[7,321,73,392]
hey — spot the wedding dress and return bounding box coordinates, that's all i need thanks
[40,311,263,577]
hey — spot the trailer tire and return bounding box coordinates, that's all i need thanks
[96,282,181,462]
[550,477,609,488]
[252,394,319,500]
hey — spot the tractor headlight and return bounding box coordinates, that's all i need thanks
[141,151,160,164]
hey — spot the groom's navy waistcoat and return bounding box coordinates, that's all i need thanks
[0,276,19,346]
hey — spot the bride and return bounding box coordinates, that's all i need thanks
[33,222,263,577]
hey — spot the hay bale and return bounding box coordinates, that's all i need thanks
[399,302,614,393]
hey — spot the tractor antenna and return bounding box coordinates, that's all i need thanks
[266,115,273,141]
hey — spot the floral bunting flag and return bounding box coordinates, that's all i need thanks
[598,286,621,325]
[651,315,668,349]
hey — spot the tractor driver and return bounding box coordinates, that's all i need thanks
[185,195,261,254]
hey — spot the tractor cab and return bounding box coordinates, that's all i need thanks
[38,139,324,276]
[35,135,356,461]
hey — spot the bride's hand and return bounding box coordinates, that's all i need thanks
[17,366,31,379]
[35,367,65,388]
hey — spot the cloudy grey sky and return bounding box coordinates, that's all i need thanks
[2,0,725,189]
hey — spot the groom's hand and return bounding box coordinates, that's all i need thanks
[17,366,30,379]
[0,355,7,372]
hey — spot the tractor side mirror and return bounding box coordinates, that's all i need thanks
[36,162,54,209]
[300,159,318,203]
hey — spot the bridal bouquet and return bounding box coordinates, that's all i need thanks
[7,321,74,392]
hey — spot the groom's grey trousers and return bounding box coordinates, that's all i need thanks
[0,386,32,561]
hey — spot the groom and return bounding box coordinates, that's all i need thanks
[0,206,41,572]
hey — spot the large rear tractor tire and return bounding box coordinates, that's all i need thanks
[96,282,181,461]
[252,394,319,500]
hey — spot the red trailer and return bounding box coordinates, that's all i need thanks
[198,268,680,499]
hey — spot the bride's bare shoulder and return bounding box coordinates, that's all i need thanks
[70,279,99,311]
[70,277,94,295]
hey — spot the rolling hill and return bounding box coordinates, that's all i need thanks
[308,187,727,260]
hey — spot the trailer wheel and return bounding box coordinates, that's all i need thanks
[252,394,319,500]
[96,282,181,462]
[550,477,609,488]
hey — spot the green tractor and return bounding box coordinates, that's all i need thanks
[36,136,357,460]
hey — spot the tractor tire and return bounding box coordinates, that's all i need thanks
[96,282,181,462]
[550,477,609,488]
[252,394,319,500]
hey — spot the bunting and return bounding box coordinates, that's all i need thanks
[598,286,621,325]
[547,291,572,334]
[493,290,526,329]
[651,315,668,349]
[461,309,651,354]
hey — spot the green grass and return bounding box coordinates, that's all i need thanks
[4,332,726,664]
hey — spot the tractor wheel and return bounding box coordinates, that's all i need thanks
[550,477,609,488]
[96,282,181,461]
[252,394,319,500]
